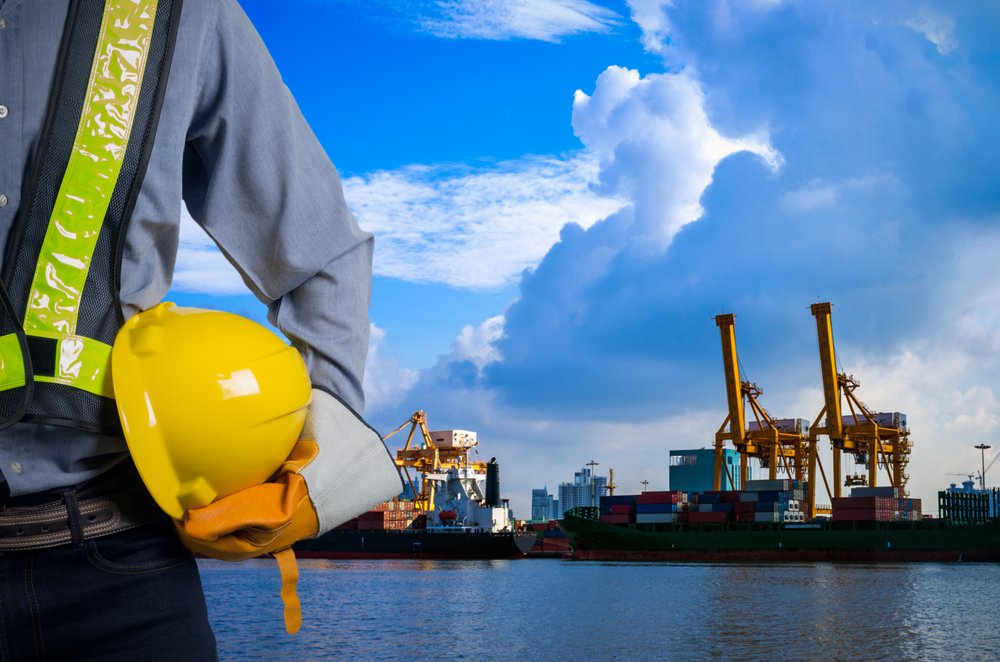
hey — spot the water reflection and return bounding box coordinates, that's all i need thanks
[201,559,1000,661]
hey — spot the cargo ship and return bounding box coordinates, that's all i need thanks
[559,480,1000,562]
[295,412,534,560]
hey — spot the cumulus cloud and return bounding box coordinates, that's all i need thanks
[452,315,505,369]
[364,323,420,413]
[626,0,673,53]
[421,0,620,42]
[343,154,625,289]
[572,65,781,248]
[171,207,247,295]
[369,1,1000,515]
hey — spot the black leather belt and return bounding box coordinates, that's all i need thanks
[0,485,164,551]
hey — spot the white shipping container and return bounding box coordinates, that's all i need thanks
[748,418,810,435]
[872,412,908,432]
[429,429,478,448]
[636,513,678,524]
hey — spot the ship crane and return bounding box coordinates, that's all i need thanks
[384,410,487,512]
[714,314,810,491]
[806,303,911,518]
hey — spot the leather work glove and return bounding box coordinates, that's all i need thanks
[173,388,403,634]
[175,439,319,634]
[176,439,320,562]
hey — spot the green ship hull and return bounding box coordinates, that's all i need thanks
[559,513,1000,562]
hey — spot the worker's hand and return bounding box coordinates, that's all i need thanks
[174,388,403,558]
[173,438,320,562]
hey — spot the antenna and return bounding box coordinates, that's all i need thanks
[586,460,600,506]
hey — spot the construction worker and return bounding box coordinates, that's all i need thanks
[0,0,401,658]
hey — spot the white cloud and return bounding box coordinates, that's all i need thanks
[364,323,420,413]
[626,0,673,53]
[344,154,626,289]
[172,207,247,294]
[904,10,957,55]
[452,315,505,369]
[838,342,998,510]
[423,0,619,42]
[780,180,839,213]
[572,66,782,248]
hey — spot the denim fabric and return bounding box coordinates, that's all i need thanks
[0,521,218,661]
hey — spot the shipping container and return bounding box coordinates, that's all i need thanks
[850,486,903,498]
[688,511,729,524]
[601,494,639,506]
[428,429,477,448]
[748,418,810,435]
[832,508,896,522]
[636,503,678,514]
[745,479,793,492]
[637,491,686,504]
[636,513,678,524]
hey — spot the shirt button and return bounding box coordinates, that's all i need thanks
[0,194,7,207]
[0,18,6,30]
[10,462,22,474]
[0,105,7,119]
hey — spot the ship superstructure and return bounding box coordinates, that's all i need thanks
[294,411,533,559]
[388,412,516,534]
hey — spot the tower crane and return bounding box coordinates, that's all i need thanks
[714,314,810,491]
[806,303,911,518]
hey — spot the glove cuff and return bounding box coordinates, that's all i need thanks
[299,387,403,534]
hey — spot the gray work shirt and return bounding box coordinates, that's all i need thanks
[0,0,372,495]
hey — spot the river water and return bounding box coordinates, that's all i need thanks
[200,558,1000,661]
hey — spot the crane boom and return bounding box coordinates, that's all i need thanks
[714,314,809,491]
[715,314,747,490]
[807,303,911,517]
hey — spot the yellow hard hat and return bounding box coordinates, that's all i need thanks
[111,302,312,519]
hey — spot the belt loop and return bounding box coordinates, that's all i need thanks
[62,491,85,548]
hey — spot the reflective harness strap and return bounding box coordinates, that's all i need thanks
[19,0,160,398]
[0,0,182,431]
[20,0,159,399]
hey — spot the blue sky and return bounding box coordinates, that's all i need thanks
[172,0,1000,517]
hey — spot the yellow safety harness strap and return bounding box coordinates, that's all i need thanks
[274,547,303,635]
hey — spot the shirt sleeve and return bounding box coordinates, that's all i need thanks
[180,0,371,413]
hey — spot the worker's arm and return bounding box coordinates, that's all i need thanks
[179,0,401,535]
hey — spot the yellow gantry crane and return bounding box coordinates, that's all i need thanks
[714,314,809,491]
[383,410,487,511]
[806,303,912,517]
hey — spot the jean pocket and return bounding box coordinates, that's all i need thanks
[85,521,192,575]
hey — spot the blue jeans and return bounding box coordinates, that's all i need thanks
[0,519,218,661]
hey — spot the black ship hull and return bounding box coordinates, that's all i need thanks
[294,529,536,560]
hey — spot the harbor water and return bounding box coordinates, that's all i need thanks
[201,558,1000,661]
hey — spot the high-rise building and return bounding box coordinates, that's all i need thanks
[669,448,742,492]
[555,467,608,518]
[531,487,556,521]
